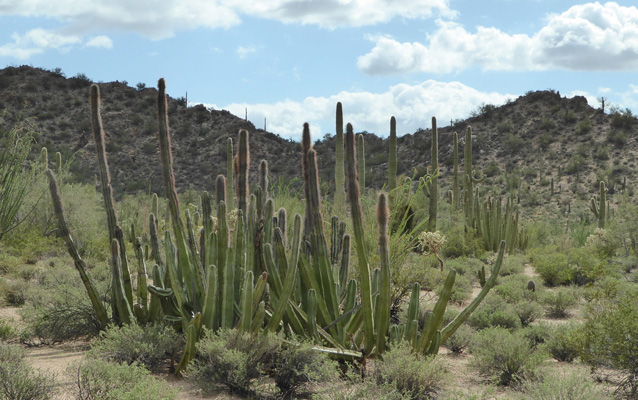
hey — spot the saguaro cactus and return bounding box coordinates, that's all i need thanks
[590,181,607,229]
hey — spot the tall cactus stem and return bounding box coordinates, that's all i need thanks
[428,117,438,231]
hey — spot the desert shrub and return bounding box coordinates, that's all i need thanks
[272,340,339,398]
[523,322,553,349]
[580,287,638,395]
[71,358,178,400]
[541,288,578,318]
[494,275,539,304]
[577,118,592,134]
[468,293,522,331]
[607,130,627,147]
[546,322,583,362]
[499,254,526,276]
[374,342,447,399]
[445,323,474,354]
[444,257,483,281]
[519,369,612,400]
[190,329,281,396]
[565,154,585,175]
[585,228,619,259]
[483,160,500,177]
[440,273,472,304]
[0,318,16,341]
[4,280,29,305]
[0,342,56,400]
[564,109,578,123]
[530,249,571,286]
[515,301,544,327]
[441,223,482,258]
[88,324,183,372]
[470,326,546,386]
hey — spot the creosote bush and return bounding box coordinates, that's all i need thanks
[519,369,612,400]
[374,342,447,399]
[71,358,178,400]
[470,326,546,386]
[88,323,183,372]
[0,342,56,400]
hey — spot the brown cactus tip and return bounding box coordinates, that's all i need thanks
[89,84,100,105]
[158,78,166,92]
[302,123,311,151]
[376,192,389,228]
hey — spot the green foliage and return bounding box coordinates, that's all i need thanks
[576,118,592,134]
[468,293,522,331]
[0,114,36,241]
[530,247,606,287]
[496,121,513,134]
[374,343,447,399]
[483,160,500,177]
[580,287,638,395]
[71,358,178,400]
[0,318,16,341]
[610,107,634,130]
[546,322,583,362]
[519,369,612,400]
[504,133,524,154]
[565,154,585,175]
[445,323,474,354]
[272,340,340,398]
[89,324,183,372]
[0,342,56,400]
[607,129,627,147]
[470,326,546,386]
[190,329,281,396]
[564,109,578,123]
[541,288,578,318]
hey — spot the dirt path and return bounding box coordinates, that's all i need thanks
[25,343,86,400]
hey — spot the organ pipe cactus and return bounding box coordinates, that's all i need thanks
[226,137,234,211]
[463,126,485,224]
[428,117,438,231]
[590,181,607,229]
[388,116,397,199]
[334,102,346,215]
[357,133,365,194]
[452,131,460,210]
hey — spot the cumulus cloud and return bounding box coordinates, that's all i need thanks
[201,80,514,141]
[85,35,113,48]
[359,2,638,74]
[0,28,81,59]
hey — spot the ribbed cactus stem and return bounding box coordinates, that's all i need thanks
[334,102,346,215]
[55,152,62,173]
[357,134,365,194]
[89,84,118,244]
[215,175,226,207]
[452,132,460,210]
[259,159,269,204]
[40,147,48,171]
[388,116,397,198]
[375,192,391,355]
[226,137,234,211]
[428,117,438,231]
[46,169,109,328]
[236,129,250,223]
[589,181,607,229]
[345,123,375,355]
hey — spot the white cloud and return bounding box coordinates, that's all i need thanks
[0,28,81,59]
[85,35,113,48]
[359,2,638,74]
[201,80,514,141]
[224,0,454,28]
[236,45,256,59]
[0,0,451,42]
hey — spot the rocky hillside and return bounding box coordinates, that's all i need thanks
[1,66,636,214]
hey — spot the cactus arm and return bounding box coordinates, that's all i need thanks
[134,237,149,324]
[388,116,397,195]
[441,240,504,343]
[357,134,365,193]
[345,124,375,356]
[375,193,391,354]
[428,117,438,231]
[334,102,346,214]
[201,265,217,330]
[111,239,135,325]
[46,169,109,328]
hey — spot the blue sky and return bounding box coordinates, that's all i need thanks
[2,1,638,140]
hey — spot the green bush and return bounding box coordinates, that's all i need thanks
[519,369,612,400]
[580,287,638,395]
[523,322,553,350]
[515,301,544,327]
[541,288,578,318]
[494,275,539,304]
[530,249,571,286]
[546,322,582,362]
[272,340,339,398]
[0,342,56,400]
[445,323,474,354]
[468,294,522,331]
[190,329,281,396]
[89,324,183,372]
[0,318,16,341]
[71,358,178,400]
[375,342,447,399]
[470,327,546,386]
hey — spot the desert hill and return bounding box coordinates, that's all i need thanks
[1,65,636,215]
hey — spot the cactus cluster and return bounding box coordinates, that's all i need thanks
[48,82,504,374]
